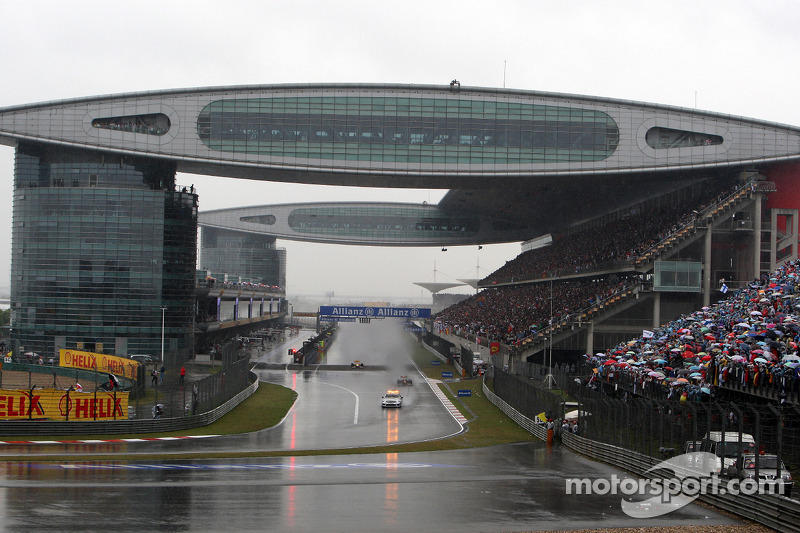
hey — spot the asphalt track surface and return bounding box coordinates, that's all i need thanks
[0,322,745,532]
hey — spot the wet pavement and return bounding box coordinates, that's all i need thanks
[0,322,462,458]
[0,322,747,531]
[0,444,742,532]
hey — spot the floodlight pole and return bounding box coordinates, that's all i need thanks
[160,307,166,363]
[544,278,557,389]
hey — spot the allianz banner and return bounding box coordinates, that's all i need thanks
[59,349,140,379]
[0,389,129,420]
[318,306,431,318]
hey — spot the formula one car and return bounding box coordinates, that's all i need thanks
[351,360,364,368]
[396,375,413,385]
[381,390,403,408]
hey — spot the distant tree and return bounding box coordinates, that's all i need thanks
[0,309,9,327]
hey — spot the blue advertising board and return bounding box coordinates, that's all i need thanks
[457,390,472,397]
[320,316,356,322]
[442,371,453,378]
[319,306,431,319]
[431,360,441,366]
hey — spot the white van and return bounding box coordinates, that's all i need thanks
[701,431,756,473]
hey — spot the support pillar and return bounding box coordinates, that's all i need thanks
[754,192,763,279]
[586,321,594,356]
[769,208,799,270]
[653,292,661,329]
[703,221,712,308]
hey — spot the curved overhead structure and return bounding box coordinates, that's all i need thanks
[199,201,530,246]
[4,83,800,361]
[2,83,800,191]
[456,278,481,290]
[413,282,466,294]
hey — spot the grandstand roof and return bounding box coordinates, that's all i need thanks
[414,281,466,293]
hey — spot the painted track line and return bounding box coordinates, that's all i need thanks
[425,378,468,425]
[0,435,220,446]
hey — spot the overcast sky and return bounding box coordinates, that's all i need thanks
[1,1,799,302]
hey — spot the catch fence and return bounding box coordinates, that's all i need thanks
[490,366,800,481]
[129,355,252,419]
[490,370,568,425]
[572,383,800,475]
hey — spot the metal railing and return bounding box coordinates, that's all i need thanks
[0,362,134,392]
[584,363,800,406]
[483,375,800,532]
[560,432,800,533]
[131,355,253,419]
[481,179,757,287]
[493,361,800,480]
[0,372,258,436]
[490,371,566,423]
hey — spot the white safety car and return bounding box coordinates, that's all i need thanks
[381,390,403,408]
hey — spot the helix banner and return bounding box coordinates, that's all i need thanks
[59,349,140,379]
[0,388,129,420]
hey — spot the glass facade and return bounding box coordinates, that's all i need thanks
[197,96,619,164]
[10,144,198,363]
[283,205,480,239]
[92,113,171,136]
[653,261,703,292]
[646,127,723,149]
[200,227,286,289]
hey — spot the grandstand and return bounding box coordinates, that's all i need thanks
[434,174,788,373]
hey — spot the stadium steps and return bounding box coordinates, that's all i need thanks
[636,184,754,268]
[636,193,750,267]
[517,286,641,356]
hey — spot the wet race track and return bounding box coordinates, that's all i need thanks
[0,322,744,532]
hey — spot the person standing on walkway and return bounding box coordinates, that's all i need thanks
[179,366,185,385]
[151,369,158,387]
[159,365,165,384]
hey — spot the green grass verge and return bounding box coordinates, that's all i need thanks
[409,341,536,448]
[0,336,540,461]
[0,382,297,442]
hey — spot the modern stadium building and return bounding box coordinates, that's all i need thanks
[2,83,800,362]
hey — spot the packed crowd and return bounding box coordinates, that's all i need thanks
[200,276,283,293]
[434,276,633,344]
[482,178,745,285]
[584,260,800,403]
[433,177,761,353]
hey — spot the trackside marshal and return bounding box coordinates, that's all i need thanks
[318,306,431,318]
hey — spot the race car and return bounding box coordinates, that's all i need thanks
[396,375,413,385]
[351,360,364,368]
[381,390,403,408]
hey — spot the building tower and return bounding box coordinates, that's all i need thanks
[10,143,198,365]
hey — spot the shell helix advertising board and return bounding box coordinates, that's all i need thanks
[0,389,128,420]
[59,349,140,379]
